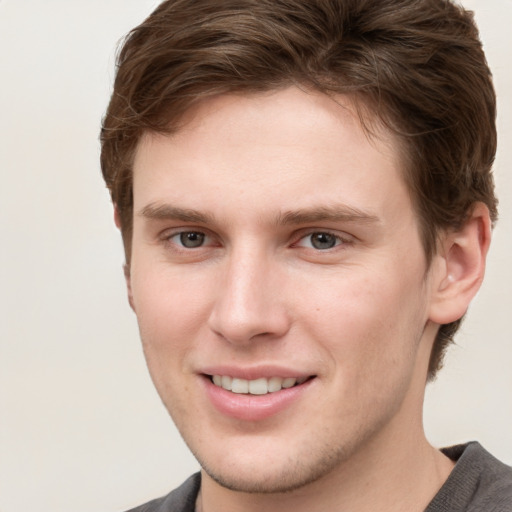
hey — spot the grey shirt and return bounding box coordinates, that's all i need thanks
[125,442,512,512]
[426,442,512,511]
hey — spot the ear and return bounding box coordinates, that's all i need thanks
[428,203,492,325]
[113,203,122,229]
[114,204,136,312]
[123,263,136,312]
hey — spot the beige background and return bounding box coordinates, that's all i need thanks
[0,1,510,511]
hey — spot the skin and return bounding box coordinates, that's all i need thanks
[125,87,490,512]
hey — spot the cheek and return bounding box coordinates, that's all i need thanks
[133,258,210,320]
[131,271,209,415]
[130,265,212,367]
[301,275,428,428]
[297,266,428,370]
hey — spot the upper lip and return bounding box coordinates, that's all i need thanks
[199,365,315,381]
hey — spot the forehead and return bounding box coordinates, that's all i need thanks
[132,87,410,224]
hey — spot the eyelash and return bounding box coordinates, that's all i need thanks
[164,230,215,250]
[162,229,352,252]
[293,230,351,251]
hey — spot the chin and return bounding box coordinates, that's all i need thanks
[194,439,351,494]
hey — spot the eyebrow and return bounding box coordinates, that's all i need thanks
[140,202,379,226]
[277,205,380,226]
[139,204,215,224]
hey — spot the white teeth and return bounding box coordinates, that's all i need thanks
[268,376,283,392]
[248,378,268,395]
[221,375,232,390]
[282,377,297,389]
[231,378,249,394]
[211,375,307,394]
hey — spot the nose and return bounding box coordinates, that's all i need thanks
[207,248,291,345]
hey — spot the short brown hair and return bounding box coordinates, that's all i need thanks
[100,0,497,378]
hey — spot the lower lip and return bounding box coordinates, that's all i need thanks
[203,377,314,421]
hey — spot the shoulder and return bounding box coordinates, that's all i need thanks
[464,444,512,512]
[123,473,201,512]
[427,442,512,512]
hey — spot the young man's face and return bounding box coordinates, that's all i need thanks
[128,87,440,493]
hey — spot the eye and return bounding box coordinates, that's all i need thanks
[170,231,208,248]
[297,232,344,250]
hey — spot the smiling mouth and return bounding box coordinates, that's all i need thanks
[209,375,312,395]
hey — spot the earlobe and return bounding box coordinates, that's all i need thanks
[429,203,492,325]
[123,263,136,312]
[114,205,135,311]
[114,204,122,229]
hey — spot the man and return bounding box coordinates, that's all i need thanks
[100,0,512,510]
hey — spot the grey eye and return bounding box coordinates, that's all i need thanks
[309,232,337,250]
[179,231,205,248]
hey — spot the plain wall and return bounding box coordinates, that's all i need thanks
[0,1,510,511]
